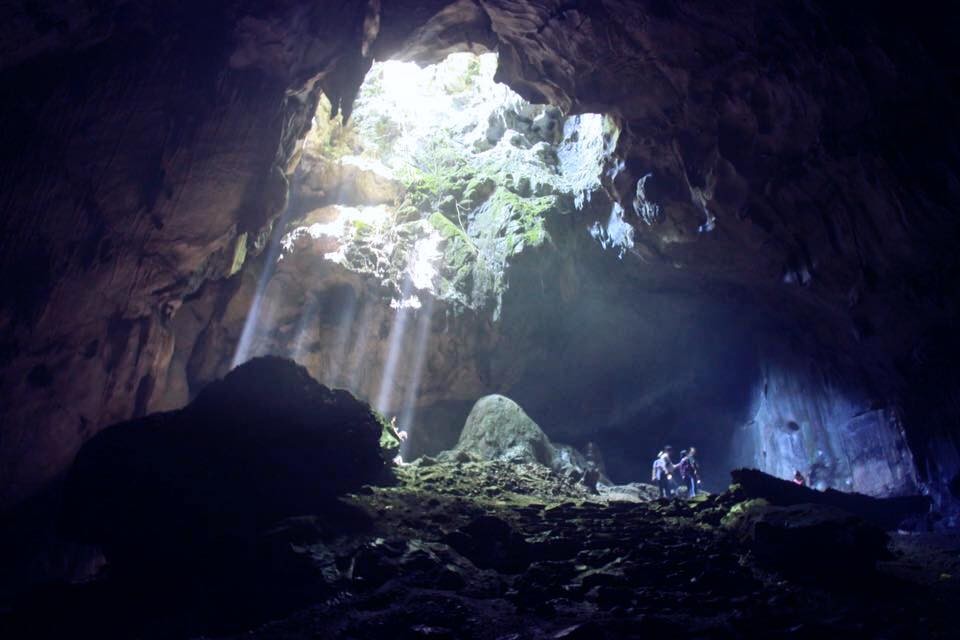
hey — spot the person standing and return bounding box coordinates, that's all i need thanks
[793,469,806,486]
[677,447,701,498]
[652,445,676,498]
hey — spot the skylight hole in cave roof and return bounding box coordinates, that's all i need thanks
[285,52,613,315]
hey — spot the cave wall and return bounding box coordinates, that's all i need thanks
[2,0,959,510]
[0,0,381,508]
[732,348,917,496]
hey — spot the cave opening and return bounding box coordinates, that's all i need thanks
[215,52,766,487]
[3,2,960,636]
[202,49,918,494]
[226,51,659,469]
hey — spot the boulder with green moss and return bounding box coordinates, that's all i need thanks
[444,394,557,467]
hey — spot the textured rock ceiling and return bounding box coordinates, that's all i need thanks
[0,0,959,510]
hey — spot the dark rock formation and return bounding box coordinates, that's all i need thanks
[730,467,930,530]
[723,499,891,579]
[442,514,532,573]
[62,356,387,573]
[733,351,920,497]
[3,1,960,636]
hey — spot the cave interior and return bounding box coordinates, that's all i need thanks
[1,1,960,638]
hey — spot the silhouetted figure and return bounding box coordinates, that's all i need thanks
[677,447,701,498]
[585,441,607,477]
[582,467,601,494]
[652,445,675,498]
[793,469,806,486]
[582,441,605,495]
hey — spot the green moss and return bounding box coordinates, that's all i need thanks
[462,175,496,207]
[351,219,373,234]
[441,56,483,95]
[720,498,770,529]
[429,213,477,273]
[397,134,472,212]
[486,188,555,250]
[229,232,248,276]
[524,225,546,246]
[364,100,561,315]
[428,212,464,241]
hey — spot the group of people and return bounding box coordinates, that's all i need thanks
[651,445,701,498]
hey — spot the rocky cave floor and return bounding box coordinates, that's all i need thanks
[222,461,960,640]
[7,457,958,640]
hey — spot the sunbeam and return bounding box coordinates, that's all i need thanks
[345,300,377,393]
[398,295,435,457]
[231,203,299,368]
[323,292,359,386]
[374,275,416,414]
[289,297,318,362]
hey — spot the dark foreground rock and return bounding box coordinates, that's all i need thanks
[731,467,930,529]
[62,356,387,574]
[723,499,891,578]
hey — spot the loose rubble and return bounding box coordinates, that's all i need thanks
[203,466,953,639]
[6,454,955,638]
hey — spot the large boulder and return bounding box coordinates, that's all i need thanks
[730,468,930,530]
[440,395,616,493]
[722,499,891,580]
[62,356,387,573]
[446,394,556,467]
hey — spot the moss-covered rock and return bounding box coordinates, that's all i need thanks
[445,394,557,467]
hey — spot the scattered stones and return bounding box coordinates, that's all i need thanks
[443,516,531,573]
[552,622,602,639]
